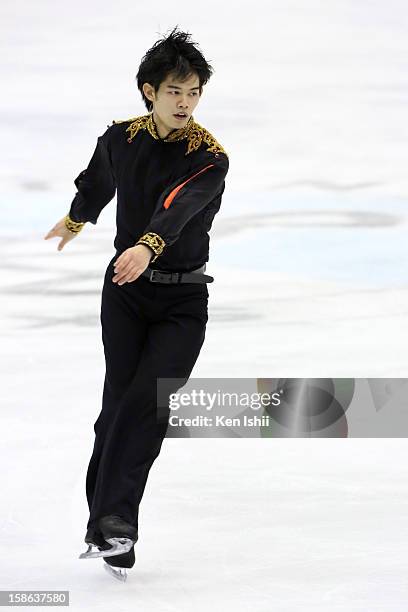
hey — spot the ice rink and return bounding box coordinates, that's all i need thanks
[1,0,407,609]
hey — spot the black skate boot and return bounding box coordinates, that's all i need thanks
[79,516,137,559]
[79,514,138,559]
[98,515,138,557]
[80,523,136,582]
[98,515,138,581]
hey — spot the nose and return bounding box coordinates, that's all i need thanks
[177,95,189,109]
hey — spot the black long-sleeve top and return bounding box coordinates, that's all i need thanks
[67,112,229,271]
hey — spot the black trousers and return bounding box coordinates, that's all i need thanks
[85,254,208,533]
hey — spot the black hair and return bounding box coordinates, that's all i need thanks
[136,26,214,111]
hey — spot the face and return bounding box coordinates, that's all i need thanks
[143,72,201,136]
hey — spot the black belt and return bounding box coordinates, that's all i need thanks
[141,264,214,284]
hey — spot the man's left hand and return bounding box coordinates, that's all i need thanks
[112,244,153,285]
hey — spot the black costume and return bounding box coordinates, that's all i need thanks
[68,112,229,561]
[68,112,229,269]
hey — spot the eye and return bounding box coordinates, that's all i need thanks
[167,90,198,96]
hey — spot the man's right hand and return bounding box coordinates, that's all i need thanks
[44,216,81,251]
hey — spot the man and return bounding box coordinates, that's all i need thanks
[44,26,229,580]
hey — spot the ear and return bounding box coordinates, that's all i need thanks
[142,82,155,102]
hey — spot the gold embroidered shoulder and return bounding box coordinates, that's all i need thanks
[110,114,228,157]
[184,121,227,157]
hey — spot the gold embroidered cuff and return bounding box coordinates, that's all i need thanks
[64,214,86,234]
[136,232,166,263]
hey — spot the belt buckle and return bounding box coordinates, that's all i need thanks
[148,269,180,283]
[149,269,160,282]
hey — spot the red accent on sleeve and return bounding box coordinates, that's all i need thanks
[163,164,215,210]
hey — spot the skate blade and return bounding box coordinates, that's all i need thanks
[79,538,134,559]
[79,544,102,559]
[100,537,134,558]
[79,543,114,560]
[103,562,127,582]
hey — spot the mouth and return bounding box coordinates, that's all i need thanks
[173,113,188,121]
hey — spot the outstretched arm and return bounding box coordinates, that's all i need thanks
[44,128,116,250]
